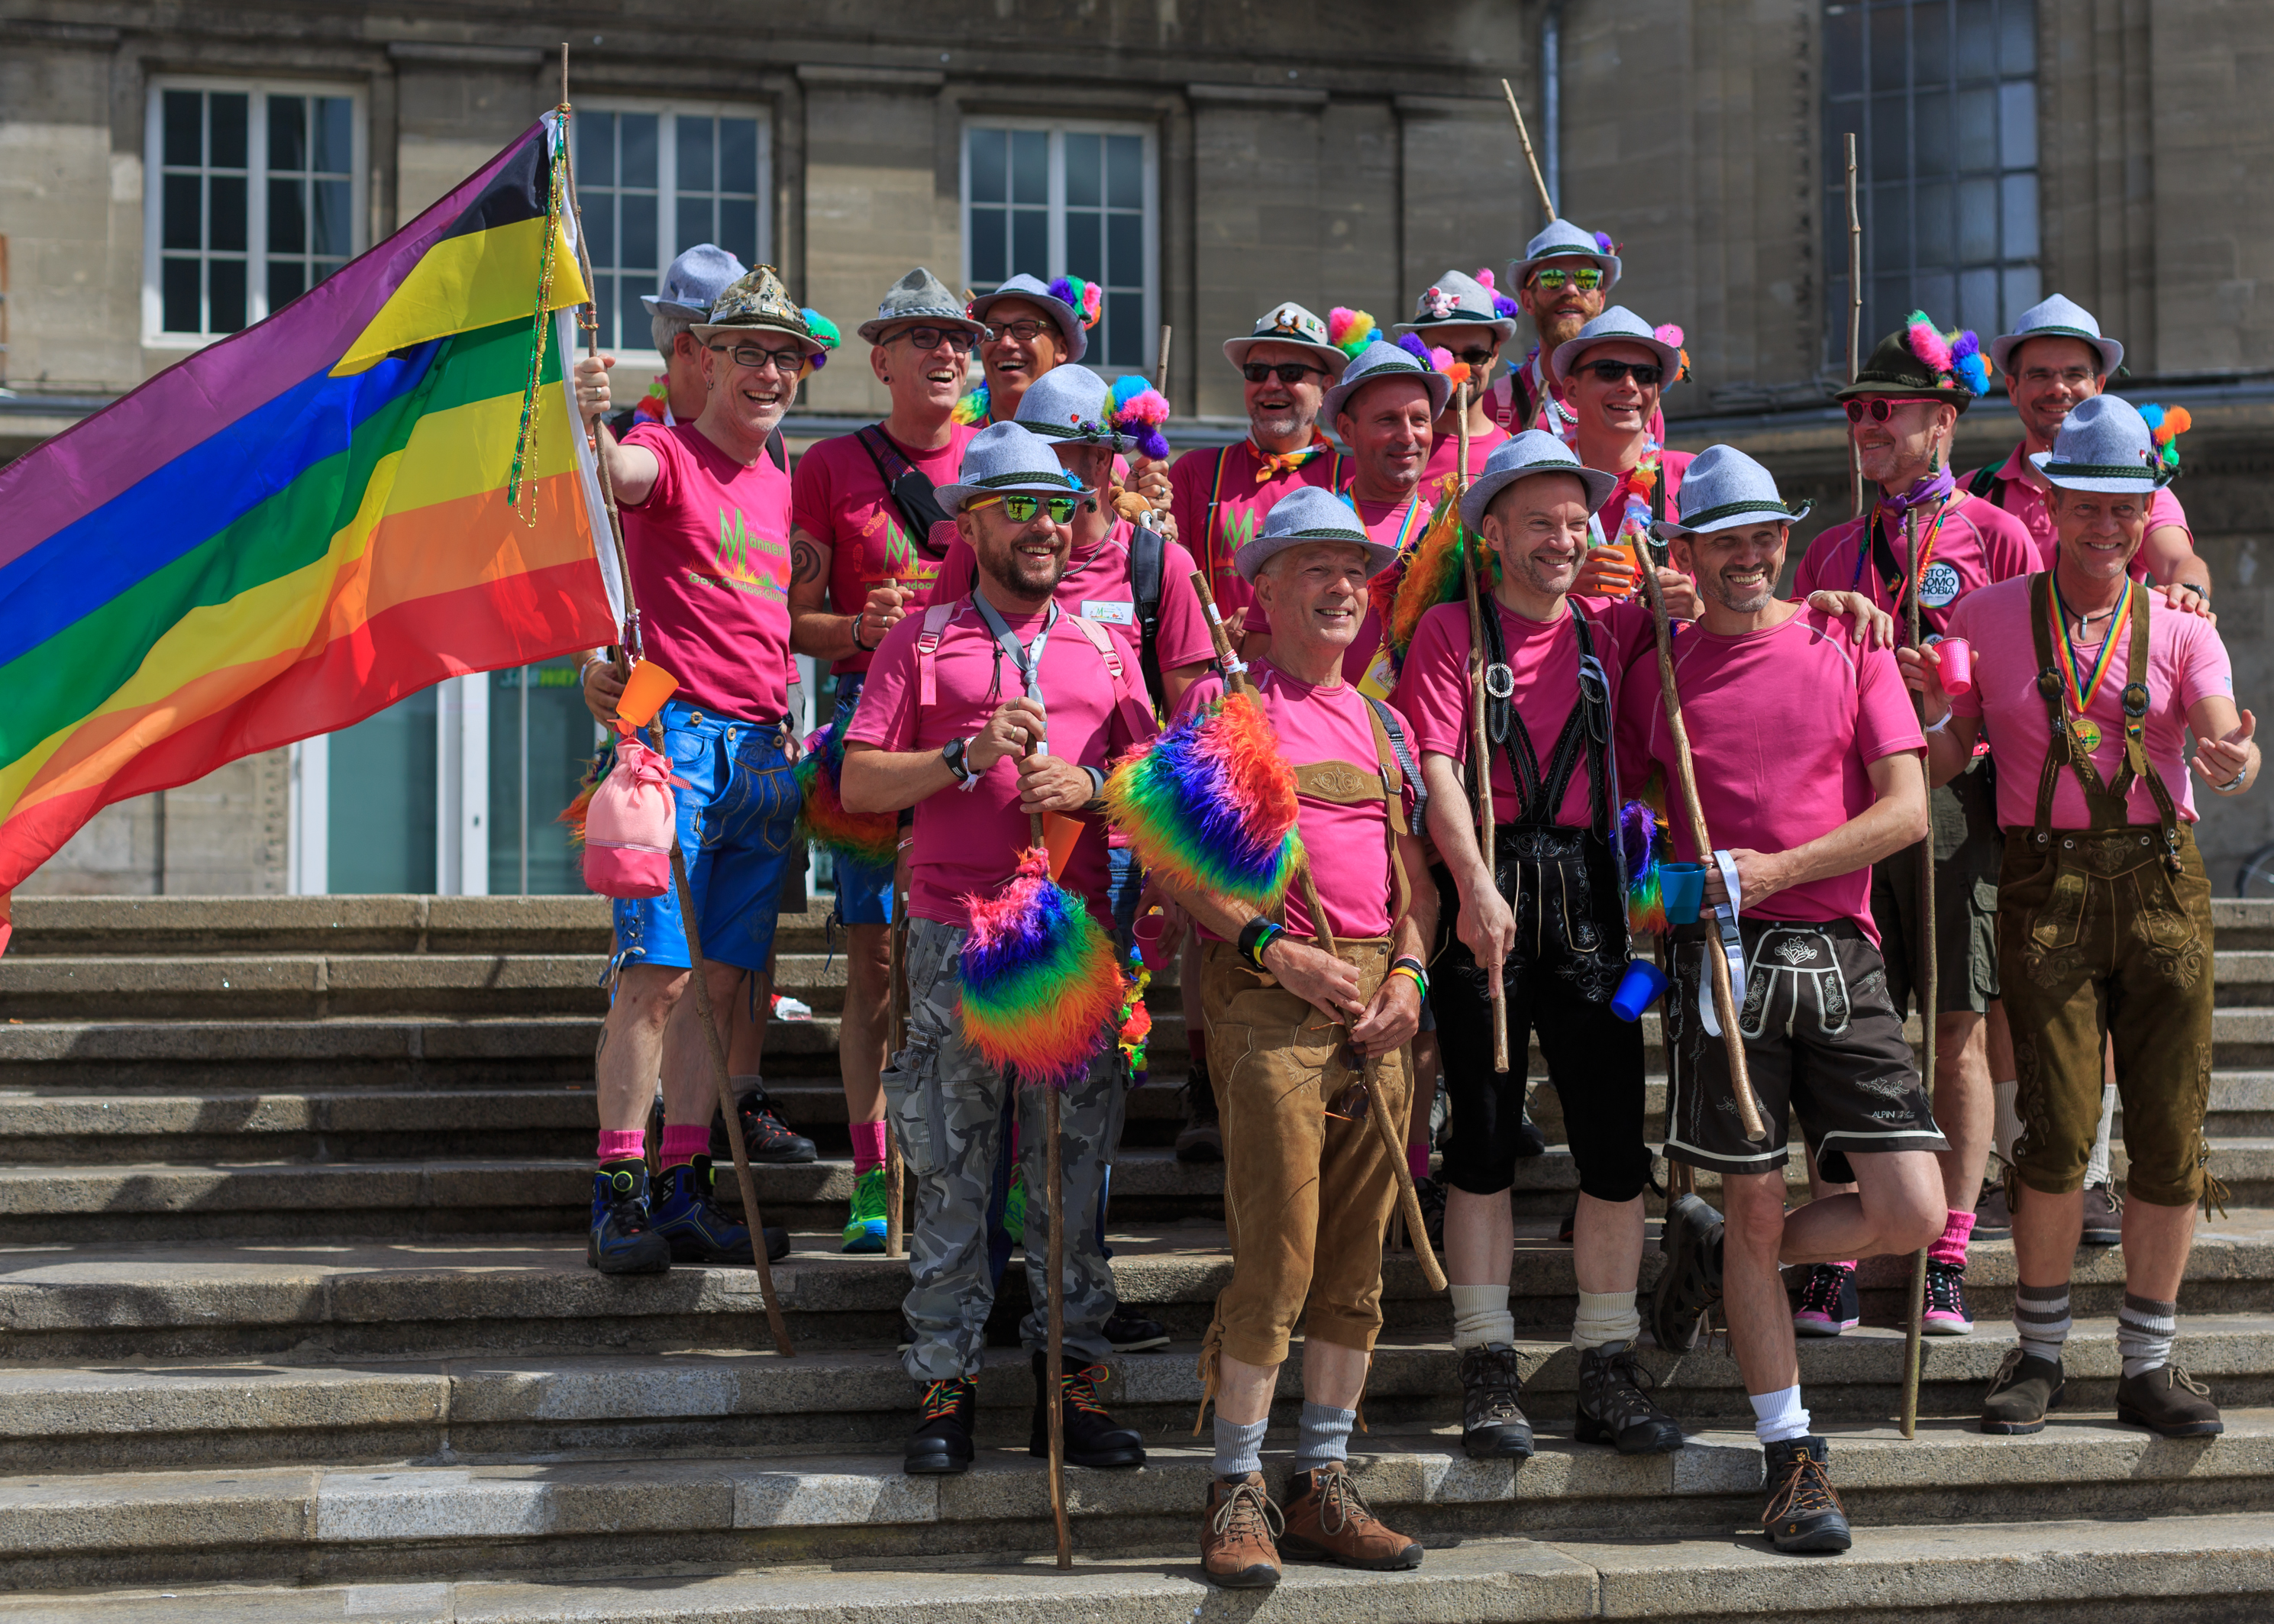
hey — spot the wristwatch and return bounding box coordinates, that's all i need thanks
[942,735,976,786]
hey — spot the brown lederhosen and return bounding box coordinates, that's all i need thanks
[1998,574,2219,1209]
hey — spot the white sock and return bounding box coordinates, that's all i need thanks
[2014,1280,2072,1364]
[2117,1293,2178,1379]
[1450,1283,1515,1350]
[1749,1384,1812,1445]
[2082,1083,2118,1188]
[1991,1078,2024,1167]
[1572,1289,1642,1351]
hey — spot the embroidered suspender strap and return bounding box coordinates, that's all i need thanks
[2118,582,2185,870]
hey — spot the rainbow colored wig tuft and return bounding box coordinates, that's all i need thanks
[1387,503,1497,660]
[1047,276,1105,328]
[2140,403,2192,470]
[958,845,1124,1087]
[799,308,841,373]
[1620,796,1668,935]
[1103,693,1303,912]
[1117,947,1152,1086]
[1110,375,1173,459]
[1395,332,1436,368]
[1329,307,1377,357]
[951,383,990,425]
[795,708,900,871]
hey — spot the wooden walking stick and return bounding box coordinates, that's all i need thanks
[1453,386,1510,1073]
[1499,79,1558,220]
[885,844,910,1260]
[1190,573,1448,1293]
[1045,1002,1071,1570]
[1846,133,1865,518]
[1899,505,1938,1439]
[1633,563,1768,1145]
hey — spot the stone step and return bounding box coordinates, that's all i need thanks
[11,1512,2269,1624]
[2,1404,2272,1590]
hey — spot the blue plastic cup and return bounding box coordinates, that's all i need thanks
[1661,862,1707,925]
[1610,959,1670,1022]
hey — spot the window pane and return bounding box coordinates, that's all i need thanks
[1011,130,1047,205]
[1065,211,1103,282]
[270,95,307,173]
[210,175,247,252]
[580,111,615,186]
[620,278,648,351]
[622,189,657,275]
[269,257,308,310]
[1916,272,1956,325]
[2001,171,2040,258]
[1871,274,1910,344]
[211,92,247,169]
[1106,290,1142,368]
[1957,87,1995,166]
[2002,264,2042,328]
[1872,186,1908,273]
[1957,0,1995,73]
[1916,178,1953,264]
[163,89,202,167]
[589,273,613,345]
[1999,79,2037,170]
[1106,134,1142,208]
[1013,208,1048,279]
[161,257,201,331]
[1914,2,1953,82]
[621,112,657,189]
[1064,133,1100,208]
[314,178,352,257]
[1914,90,1953,174]
[269,176,305,255]
[1824,7,1862,97]
[328,689,438,894]
[718,197,757,263]
[678,192,711,257]
[1959,266,1999,334]
[1869,5,1907,92]
[968,128,1005,204]
[1108,211,1143,289]
[316,97,354,174]
[163,173,202,250]
[720,118,758,194]
[312,257,345,286]
[1958,176,1998,260]
[678,115,712,193]
[1999,0,2037,74]
[210,257,247,332]
[586,194,615,270]
[1870,95,1907,182]
[970,206,1007,283]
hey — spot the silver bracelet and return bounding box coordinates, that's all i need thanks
[2217,762,2252,794]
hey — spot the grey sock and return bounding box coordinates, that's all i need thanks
[1212,1415,1269,1478]
[2014,1280,2072,1364]
[1291,1400,1356,1474]
[2117,1293,2178,1379]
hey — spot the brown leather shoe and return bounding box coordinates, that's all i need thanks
[2080,1183,2123,1247]
[1201,1472,1283,1589]
[1278,1462,1423,1571]
[2115,1364,2224,1438]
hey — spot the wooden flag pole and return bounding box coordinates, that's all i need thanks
[1900,505,1937,1440]
[1846,131,1865,518]
[1499,79,1558,220]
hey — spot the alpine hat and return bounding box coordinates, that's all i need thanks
[1649,444,1813,539]
[858,266,987,345]
[1222,301,1352,376]
[934,421,1087,514]
[1552,306,1684,384]
[1232,485,1399,583]
[1394,269,1518,343]
[642,244,748,321]
[2030,395,2174,492]
[1989,293,2124,380]
[1460,430,1619,532]
[967,273,1092,363]
[1510,218,1622,293]
[1322,338,1453,425]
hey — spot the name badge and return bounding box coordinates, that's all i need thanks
[1081,599,1135,625]
[1358,646,1397,702]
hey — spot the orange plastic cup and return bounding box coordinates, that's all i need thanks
[615,660,680,728]
[1042,812,1084,882]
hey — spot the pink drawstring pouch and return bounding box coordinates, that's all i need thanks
[582,735,682,899]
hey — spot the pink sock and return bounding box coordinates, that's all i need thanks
[596,1129,644,1165]
[659,1123,710,1170]
[851,1119,889,1175]
[1929,1209,1975,1270]
[1831,1261,1858,1273]
[1407,1143,1431,1183]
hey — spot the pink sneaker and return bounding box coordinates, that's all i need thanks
[1922,1259,1975,1335]
[1791,1263,1859,1336]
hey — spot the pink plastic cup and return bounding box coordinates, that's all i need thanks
[1936,638,1972,697]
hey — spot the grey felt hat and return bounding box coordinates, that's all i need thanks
[1649,445,1813,539]
[858,266,987,345]
[1989,292,2124,379]
[1322,339,1454,425]
[1222,300,1352,376]
[1232,486,1399,583]
[1393,270,1518,343]
[1551,306,1684,383]
[642,244,749,321]
[1510,218,1621,292]
[1460,431,1619,531]
[2030,394,2172,492]
[1013,363,1122,450]
[966,273,1090,363]
[934,421,1087,513]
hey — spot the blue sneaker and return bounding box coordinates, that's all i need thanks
[843,1166,888,1254]
[651,1156,789,1264]
[588,1160,672,1275]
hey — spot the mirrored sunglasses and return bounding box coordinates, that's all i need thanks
[971,492,1081,524]
[1529,266,1604,292]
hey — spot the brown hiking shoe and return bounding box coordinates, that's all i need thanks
[1279,1462,1423,1571]
[2080,1183,2123,1246]
[2115,1364,2224,1438]
[1201,1472,1283,1590]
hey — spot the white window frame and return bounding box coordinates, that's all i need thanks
[142,76,370,350]
[958,117,1161,377]
[575,97,773,371]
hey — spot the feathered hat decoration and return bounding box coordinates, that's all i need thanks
[1655,324,1691,384]
[1904,311,1989,398]
[1103,693,1304,913]
[793,705,900,872]
[958,838,1125,1089]
[1329,307,1378,358]
[1047,276,1106,330]
[2137,403,2193,473]
[1476,267,1522,322]
[1620,794,1669,936]
[1110,374,1173,460]
[799,308,841,373]
[951,383,991,425]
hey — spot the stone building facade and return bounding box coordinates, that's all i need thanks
[3,0,2269,893]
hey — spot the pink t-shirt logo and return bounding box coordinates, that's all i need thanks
[709,505,788,596]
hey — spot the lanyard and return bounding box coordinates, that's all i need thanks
[971,592,1060,725]
[1852,495,1952,605]
[2046,573,2131,722]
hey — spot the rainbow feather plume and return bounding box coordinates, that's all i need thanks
[1476,268,1521,322]
[1103,693,1303,912]
[1110,375,1173,459]
[958,845,1124,1087]
[951,383,990,425]
[1329,306,1377,357]
[1949,329,1990,397]
[1396,332,1436,368]
[1387,502,1495,660]
[1620,796,1669,936]
[2140,403,2192,471]
[1905,311,1953,376]
[1047,276,1104,328]
[799,308,841,373]
[1117,946,1153,1086]
[794,709,899,871]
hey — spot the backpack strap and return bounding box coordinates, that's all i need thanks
[1060,612,1129,696]
[915,600,958,711]
[1967,463,2005,505]
[1129,520,1166,707]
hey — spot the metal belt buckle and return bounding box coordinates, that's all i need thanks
[1484,663,1516,701]
[1326,1070,1370,1123]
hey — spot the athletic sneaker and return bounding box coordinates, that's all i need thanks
[712,1078,818,1166]
[587,1159,671,1274]
[1103,1309,1171,1351]
[1791,1264,1860,1337]
[1760,1435,1852,1555]
[2081,1182,2123,1246]
[1921,1259,1974,1335]
[842,1165,888,1254]
[650,1157,789,1264]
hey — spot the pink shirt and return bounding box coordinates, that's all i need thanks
[790,424,977,675]
[845,597,1157,929]
[1946,576,2233,829]
[619,422,794,722]
[1394,596,1654,828]
[1169,438,1349,621]
[1970,444,2194,577]
[1177,665,1416,944]
[1793,490,2037,638]
[1616,607,1925,941]
[1422,420,1510,487]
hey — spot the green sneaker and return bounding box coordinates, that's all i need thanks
[1003,1167,1026,1246]
[842,1166,888,1254]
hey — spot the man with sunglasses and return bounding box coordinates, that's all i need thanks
[569,266,822,1276]
[1549,309,1693,603]
[787,268,987,1253]
[840,421,1158,1480]
[1395,269,1517,486]
[1487,221,1632,440]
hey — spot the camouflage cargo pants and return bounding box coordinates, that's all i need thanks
[884,915,1120,1382]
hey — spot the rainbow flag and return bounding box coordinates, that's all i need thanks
[0,113,622,944]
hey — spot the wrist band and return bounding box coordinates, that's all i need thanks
[1388,959,1428,997]
[1924,709,1952,735]
[1238,915,1283,971]
[2217,763,2251,793]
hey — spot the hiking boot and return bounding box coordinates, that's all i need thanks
[1979,1348,2064,1434]
[1414,1175,1447,1254]
[1201,1472,1282,1589]
[1176,1062,1223,1163]
[587,1159,672,1274]
[904,1377,977,1475]
[1028,1351,1146,1467]
[1974,1178,2013,1241]
[1652,1193,1724,1352]
[1922,1259,1974,1335]
[1575,1341,1684,1454]
[1103,1309,1170,1352]
[2081,1183,2123,1246]
[1456,1342,1535,1459]
[651,1157,788,1264]
[1760,1435,1852,1555]
[842,1165,888,1254]
[1791,1263,1859,1337]
[2116,1364,2223,1438]
[1279,1462,1423,1571]
[714,1079,816,1166]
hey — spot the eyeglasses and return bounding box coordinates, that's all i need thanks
[1529,266,1604,292]
[989,318,1059,343]
[712,342,807,374]
[1843,397,1921,424]
[2019,366,2098,388]
[1581,360,1662,386]
[970,492,1080,524]
[886,325,978,354]
[1242,361,1328,385]
[1451,346,1500,367]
